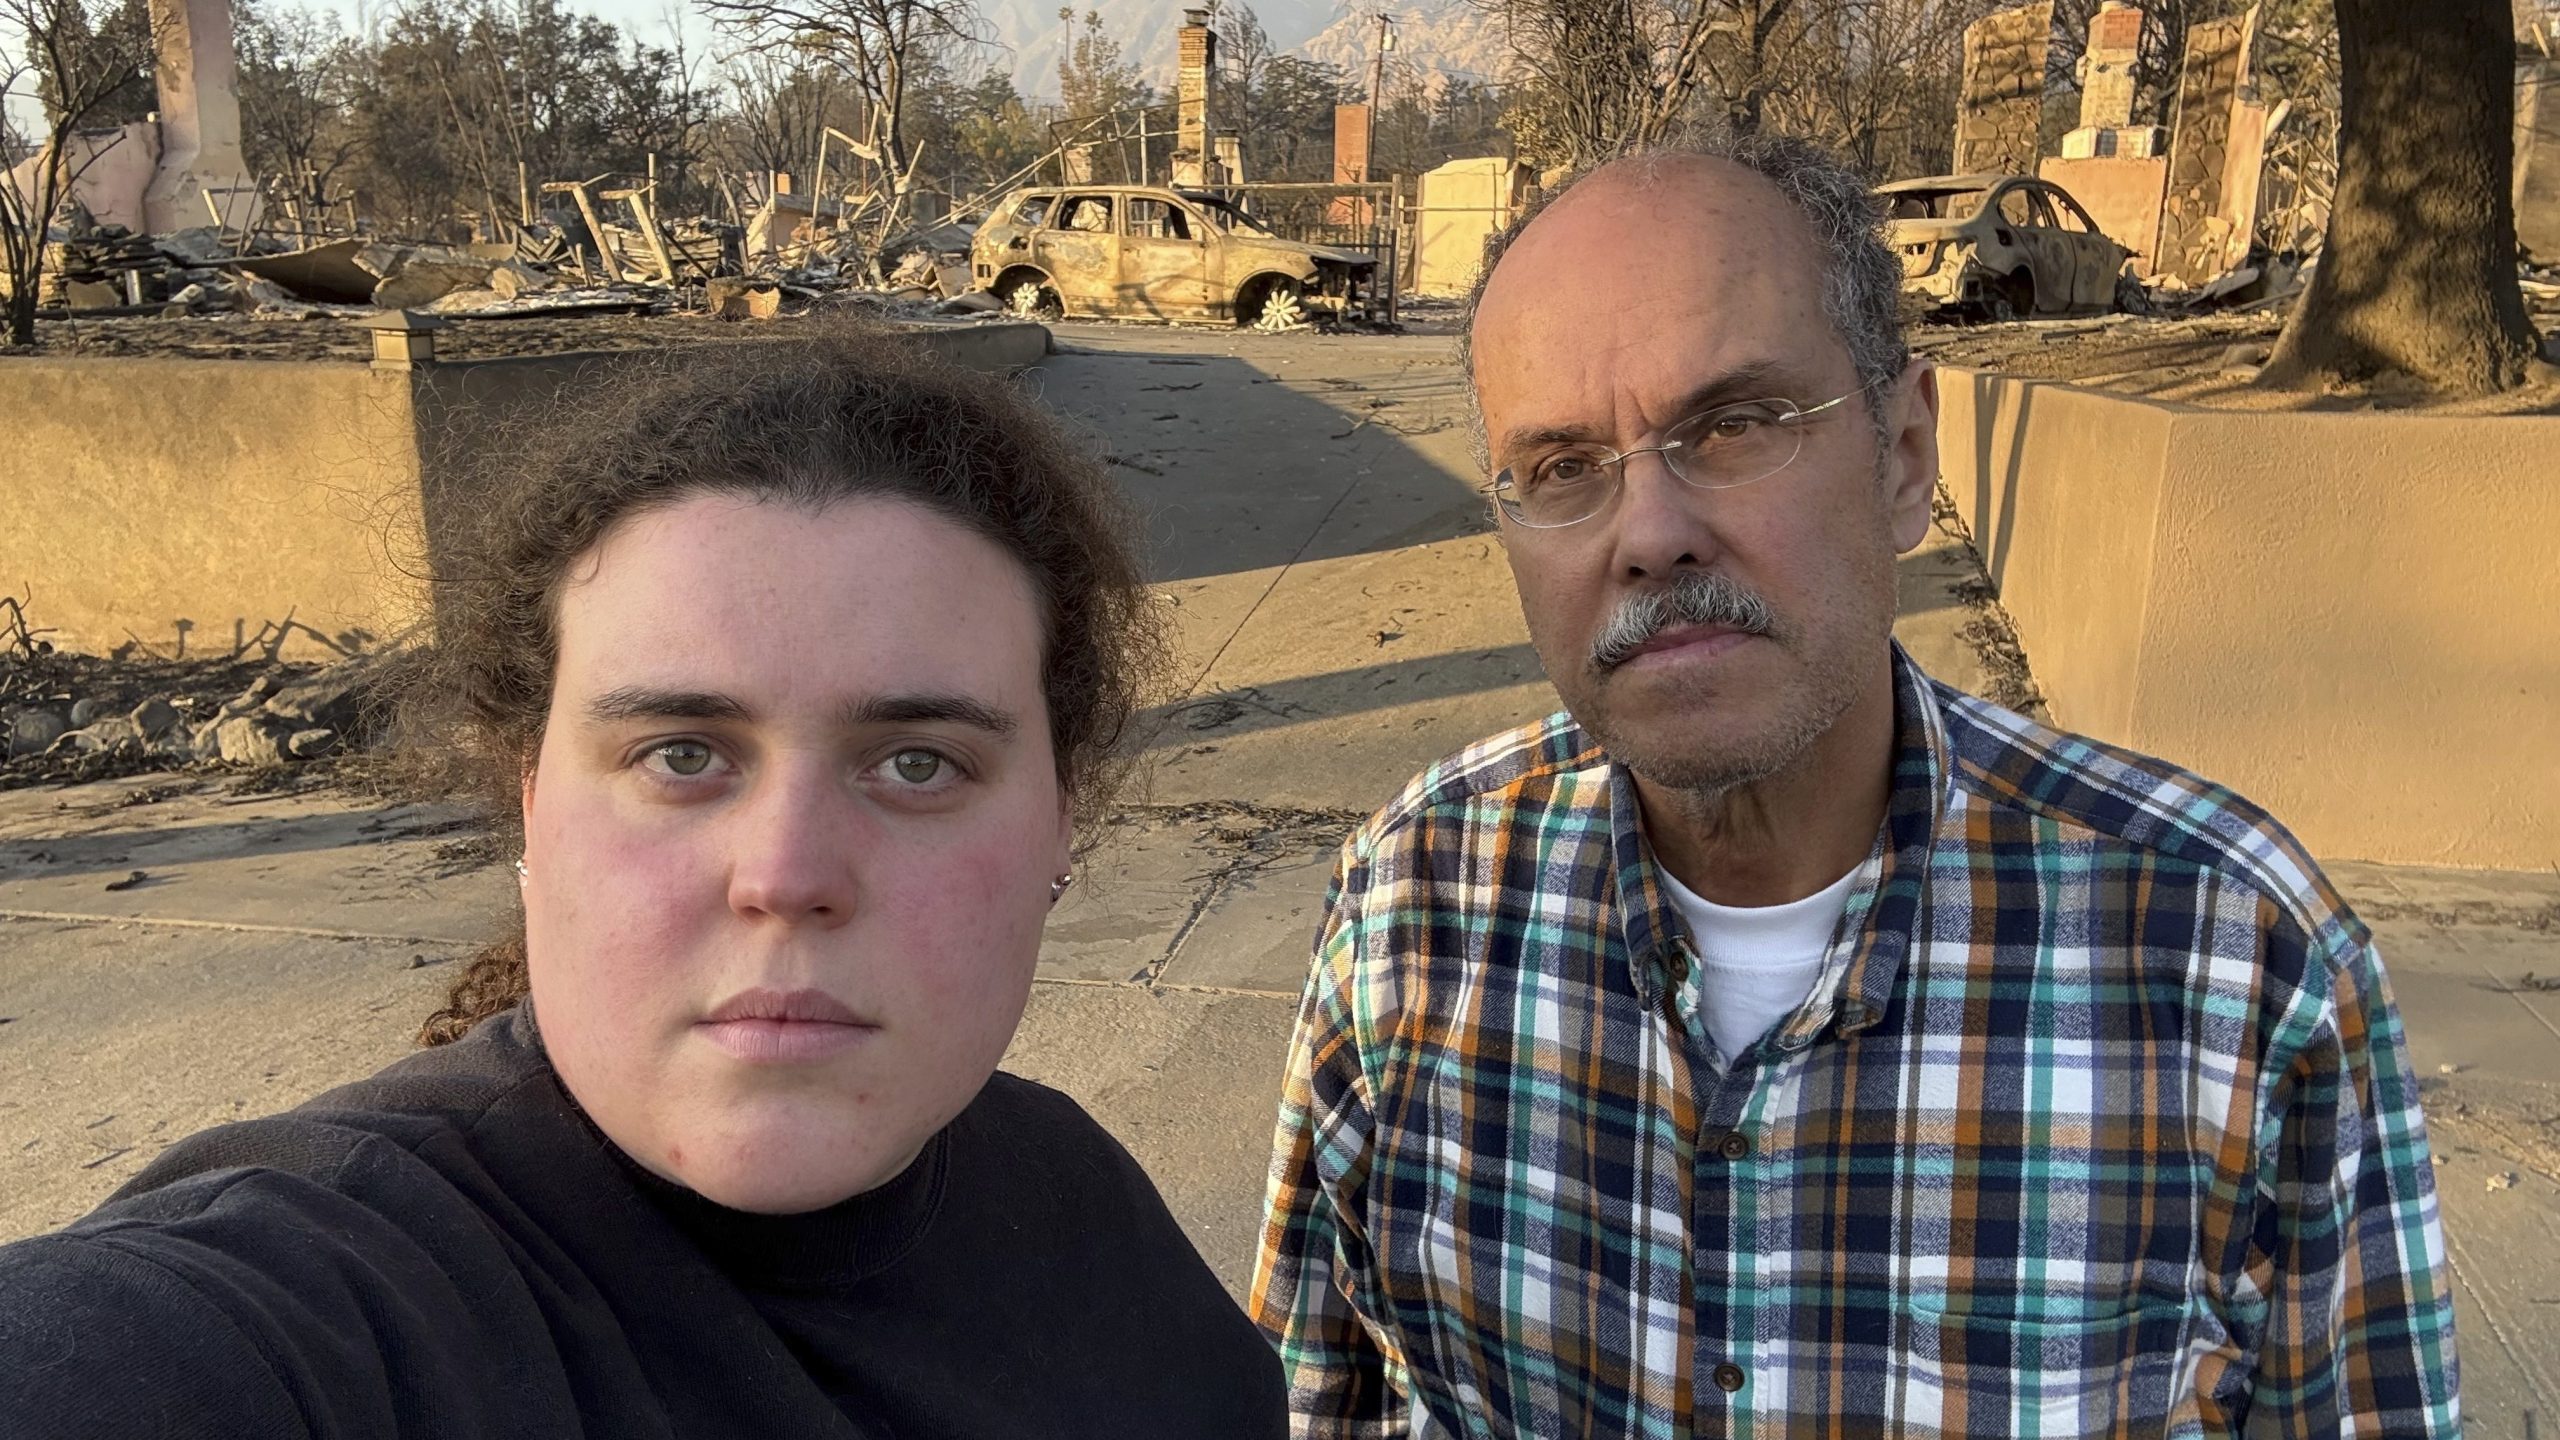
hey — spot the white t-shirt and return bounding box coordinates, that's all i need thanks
[1655,861,1861,1063]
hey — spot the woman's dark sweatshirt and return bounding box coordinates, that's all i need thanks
[0,1006,1285,1438]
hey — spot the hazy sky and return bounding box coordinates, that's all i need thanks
[4,0,713,133]
[306,0,715,58]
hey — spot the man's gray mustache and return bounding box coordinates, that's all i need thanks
[1590,573,1775,671]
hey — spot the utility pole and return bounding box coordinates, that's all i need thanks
[1364,13,1393,180]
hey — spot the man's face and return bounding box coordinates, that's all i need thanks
[1471,158,1939,793]
[521,494,1071,1214]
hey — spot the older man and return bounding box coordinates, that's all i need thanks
[1250,136,2456,1439]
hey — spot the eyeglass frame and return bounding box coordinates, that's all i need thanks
[1486,383,1877,531]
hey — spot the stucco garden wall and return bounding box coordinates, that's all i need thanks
[1936,368,2560,870]
[1,322,1049,664]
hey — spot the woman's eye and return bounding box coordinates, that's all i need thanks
[888,749,947,785]
[643,741,719,777]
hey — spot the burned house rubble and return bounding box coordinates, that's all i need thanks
[1910,0,2559,326]
[9,189,1038,329]
[9,0,2557,350]
[2,4,1404,340]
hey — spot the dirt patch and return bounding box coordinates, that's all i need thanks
[1926,490,2051,720]
[2425,1074,2560,1189]
[1910,308,2560,416]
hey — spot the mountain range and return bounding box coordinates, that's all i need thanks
[974,0,1509,102]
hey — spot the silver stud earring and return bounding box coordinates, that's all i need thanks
[1049,873,1075,904]
[514,856,529,883]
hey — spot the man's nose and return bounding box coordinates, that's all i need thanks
[1606,448,1722,579]
[725,764,859,928]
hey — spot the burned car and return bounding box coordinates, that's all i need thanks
[970,185,1379,328]
[1880,174,2129,319]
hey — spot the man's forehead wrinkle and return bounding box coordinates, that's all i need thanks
[1481,325,1621,451]
[1494,356,1800,459]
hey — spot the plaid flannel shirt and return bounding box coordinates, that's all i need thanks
[1250,649,2457,1438]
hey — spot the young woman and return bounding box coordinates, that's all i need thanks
[0,334,1285,1436]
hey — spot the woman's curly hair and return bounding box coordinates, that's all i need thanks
[402,329,1167,1045]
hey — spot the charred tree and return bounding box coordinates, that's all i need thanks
[1,0,153,347]
[2261,0,2545,394]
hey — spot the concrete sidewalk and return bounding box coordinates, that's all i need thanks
[2,324,2547,1429]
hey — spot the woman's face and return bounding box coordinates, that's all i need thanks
[521,493,1072,1213]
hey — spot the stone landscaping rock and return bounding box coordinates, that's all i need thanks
[259,654,388,743]
[216,675,282,721]
[213,714,293,766]
[285,728,339,760]
[53,716,146,753]
[129,695,182,741]
[7,707,67,758]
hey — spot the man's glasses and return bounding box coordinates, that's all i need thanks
[1489,389,1865,530]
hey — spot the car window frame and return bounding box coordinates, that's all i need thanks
[1123,195,1202,243]
[1992,183,2041,230]
[1051,193,1115,234]
[2038,185,2104,237]
[1189,194,1278,237]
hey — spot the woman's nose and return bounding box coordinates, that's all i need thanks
[724,765,859,927]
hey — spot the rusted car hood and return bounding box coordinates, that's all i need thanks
[1232,238,1375,269]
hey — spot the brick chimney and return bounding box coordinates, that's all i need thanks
[143,0,256,233]
[2077,2,2143,130]
[1329,103,1373,225]
[1173,8,1218,187]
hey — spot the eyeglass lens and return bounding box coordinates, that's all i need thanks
[1496,398,1810,528]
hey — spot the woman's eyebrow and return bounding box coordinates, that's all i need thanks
[579,687,1019,737]
[839,693,1020,737]
[583,687,752,724]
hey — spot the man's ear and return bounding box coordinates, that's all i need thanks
[1883,359,1942,554]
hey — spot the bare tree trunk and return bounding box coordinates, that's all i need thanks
[5,245,36,347]
[2261,0,2544,393]
[1,163,42,346]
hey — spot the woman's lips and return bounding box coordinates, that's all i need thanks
[697,1016,876,1064]
[696,987,879,1063]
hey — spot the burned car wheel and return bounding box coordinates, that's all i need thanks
[1239,275,1308,332]
[1002,275,1063,320]
[1987,270,2035,323]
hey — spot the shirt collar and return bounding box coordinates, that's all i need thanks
[1604,643,1951,1042]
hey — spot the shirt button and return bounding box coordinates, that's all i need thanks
[1714,1363,1746,1393]
[1717,1131,1750,1161]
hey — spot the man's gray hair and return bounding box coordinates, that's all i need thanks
[1457,132,1912,465]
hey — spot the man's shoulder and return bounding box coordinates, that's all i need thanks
[1347,711,1607,859]
[1931,680,2360,947]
